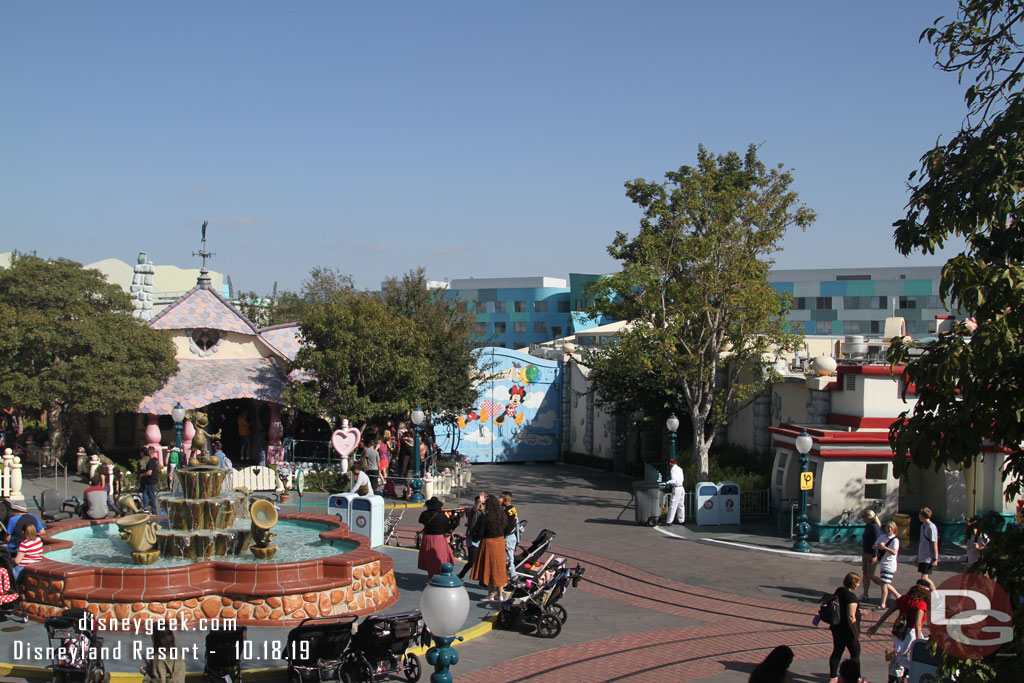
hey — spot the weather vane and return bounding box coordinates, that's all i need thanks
[193,220,216,289]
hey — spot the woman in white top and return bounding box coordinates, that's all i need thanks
[872,520,901,610]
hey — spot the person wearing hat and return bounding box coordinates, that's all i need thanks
[860,509,883,603]
[665,457,686,525]
[417,497,454,579]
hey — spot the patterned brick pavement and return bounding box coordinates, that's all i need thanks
[392,525,892,682]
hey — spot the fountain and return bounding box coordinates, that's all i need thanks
[23,462,399,629]
[153,465,250,560]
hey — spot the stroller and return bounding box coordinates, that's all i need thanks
[493,558,585,639]
[382,507,406,547]
[0,546,27,623]
[345,609,425,683]
[204,627,247,683]
[283,615,358,683]
[44,608,110,683]
[511,528,555,579]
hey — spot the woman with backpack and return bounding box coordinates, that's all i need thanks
[866,583,929,683]
[824,572,862,683]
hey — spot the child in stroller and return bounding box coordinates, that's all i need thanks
[44,608,110,683]
[345,609,425,683]
[204,627,247,683]
[493,557,585,639]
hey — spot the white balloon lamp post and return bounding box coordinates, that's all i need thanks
[420,562,470,683]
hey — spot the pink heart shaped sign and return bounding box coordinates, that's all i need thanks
[331,428,360,457]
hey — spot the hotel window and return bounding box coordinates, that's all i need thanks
[514,301,526,312]
[815,321,831,334]
[843,296,861,310]
[815,297,832,309]
[475,322,487,335]
[573,300,583,311]
[557,300,570,313]
[494,322,506,334]
[870,320,881,334]
[493,301,506,313]
[551,326,562,338]
[898,296,916,309]
[534,301,548,313]
[876,296,888,309]
[534,321,547,334]
[514,321,526,333]
[794,297,807,310]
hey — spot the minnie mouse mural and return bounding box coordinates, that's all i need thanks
[493,384,526,435]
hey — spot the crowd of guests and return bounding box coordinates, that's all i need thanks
[417,489,521,602]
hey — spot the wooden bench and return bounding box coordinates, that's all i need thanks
[228,466,285,500]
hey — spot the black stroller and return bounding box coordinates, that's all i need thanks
[283,615,358,683]
[494,559,585,639]
[345,609,425,682]
[44,608,110,683]
[0,546,27,623]
[511,528,556,579]
[204,627,247,683]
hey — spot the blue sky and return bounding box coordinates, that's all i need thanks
[1,2,969,292]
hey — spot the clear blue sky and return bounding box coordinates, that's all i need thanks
[1,2,969,293]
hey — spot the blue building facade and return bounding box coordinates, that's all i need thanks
[445,276,573,348]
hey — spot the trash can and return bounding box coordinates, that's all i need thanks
[350,494,385,547]
[632,481,664,526]
[893,513,912,544]
[695,481,721,526]
[328,492,358,527]
[719,481,741,525]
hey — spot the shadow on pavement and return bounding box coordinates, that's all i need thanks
[759,585,830,604]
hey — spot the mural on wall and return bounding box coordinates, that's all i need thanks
[439,347,561,463]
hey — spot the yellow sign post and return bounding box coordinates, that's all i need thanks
[800,471,814,491]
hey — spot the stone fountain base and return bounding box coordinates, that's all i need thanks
[25,513,398,630]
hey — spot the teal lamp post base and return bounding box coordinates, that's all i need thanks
[409,476,425,504]
[426,635,462,683]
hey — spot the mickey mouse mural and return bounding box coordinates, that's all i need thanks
[493,384,526,435]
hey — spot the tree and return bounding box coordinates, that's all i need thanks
[236,266,353,328]
[586,145,815,478]
[381,268,480,419]
[286,290,431,426]
[0,254,178,455]
[888,3,1024,678]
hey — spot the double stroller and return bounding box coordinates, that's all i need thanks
[284,610,426,683]
[494,556,585,639]
[43,608,110,683]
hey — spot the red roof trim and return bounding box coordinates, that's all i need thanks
[826,414,898,430]
[836,365,905,376]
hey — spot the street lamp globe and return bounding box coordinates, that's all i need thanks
[420,563,470,683]
[171,403,186,425]
[411,407,425,426]
[665,414,680,433]
[795,430,813,455]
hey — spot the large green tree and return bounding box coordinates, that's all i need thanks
[586,145,815,478]
[286,290,430,426]
[381,268,480,418]
[0,254,177,454]
[888,3,1024,678]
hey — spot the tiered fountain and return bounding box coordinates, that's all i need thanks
[156,464,250,559]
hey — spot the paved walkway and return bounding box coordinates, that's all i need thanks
[6,462,964,682]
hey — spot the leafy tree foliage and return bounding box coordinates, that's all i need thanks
[888,3,1024,678]
[285,267,479,427]
[586,145,814,478]
[382,268,480,419]
[0,254,177,453]
[236,267,353,328]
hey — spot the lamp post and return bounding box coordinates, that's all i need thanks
[792,429,813,553]
[666,414,679,464]
[410,406,425,503]
[420,562,470,683]
[171,402,186,451]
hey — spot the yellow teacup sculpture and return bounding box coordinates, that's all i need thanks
[117,513,161,565]
[249,499,279,560]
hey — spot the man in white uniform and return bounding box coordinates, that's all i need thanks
[665,457,686,524]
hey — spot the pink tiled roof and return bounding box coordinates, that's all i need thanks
[138,359,290,414]
[259,323,302,361]
[149,287,256,335]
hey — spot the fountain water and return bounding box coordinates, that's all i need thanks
[153,465,251,560]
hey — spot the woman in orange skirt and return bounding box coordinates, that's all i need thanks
[471,495,508,600]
